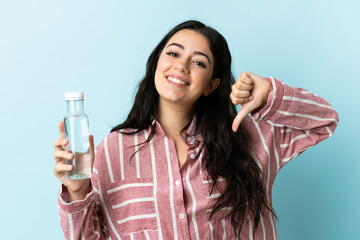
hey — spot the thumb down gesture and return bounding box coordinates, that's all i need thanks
[230,72,273,132]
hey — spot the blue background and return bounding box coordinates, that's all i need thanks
[0,0,358,239]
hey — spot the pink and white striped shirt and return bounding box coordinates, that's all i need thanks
[58,77,339,240]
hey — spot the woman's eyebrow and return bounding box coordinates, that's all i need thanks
[166,42,211,64]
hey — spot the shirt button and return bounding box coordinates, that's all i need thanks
[175,180,180,185]
[190,153,195,159]
[179,213,185,219]
[186,137,192,142]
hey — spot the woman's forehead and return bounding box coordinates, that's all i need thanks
[166,29,212,56]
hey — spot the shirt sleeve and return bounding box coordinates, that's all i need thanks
[250,77,339,169]
[58,143,109,240]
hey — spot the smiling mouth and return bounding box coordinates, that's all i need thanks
[166,76,189,86]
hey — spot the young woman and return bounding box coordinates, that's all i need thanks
[53,20,339,240]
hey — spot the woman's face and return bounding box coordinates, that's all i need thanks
[154,29,219,109]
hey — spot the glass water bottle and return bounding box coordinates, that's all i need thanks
[64,92,92,179]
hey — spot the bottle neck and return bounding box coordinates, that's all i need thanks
[66,100,84,114]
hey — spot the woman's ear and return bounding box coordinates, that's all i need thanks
[204,78,220,96]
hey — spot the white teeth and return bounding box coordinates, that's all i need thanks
[167,76,187,85]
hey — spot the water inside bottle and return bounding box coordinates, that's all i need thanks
[66,150,92,179]
[64,113,91,179]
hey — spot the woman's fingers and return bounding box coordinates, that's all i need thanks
[230,92,253,105]
[231,72,255,105]
[231,89,251,98]
[54,150,73,162]
[233,80,253,91]
[53,147,73,177]
[53,146,73,179]
[230,85,253,103]
[54,122,67,151]
[54,162,73,175]
[53,138,68,151]
[234,79,253,90]
[59,121,65,139]
[238,72,254,84]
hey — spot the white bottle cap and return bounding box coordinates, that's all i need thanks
[65,92,84,101]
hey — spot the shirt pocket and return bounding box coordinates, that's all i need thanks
[199,170,226,198]
[104,178,158,236]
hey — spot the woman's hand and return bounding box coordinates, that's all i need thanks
[230,72,273,132]
[53,121,94,202]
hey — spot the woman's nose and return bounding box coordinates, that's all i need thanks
[174,59,190,73]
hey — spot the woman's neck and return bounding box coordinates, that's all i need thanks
[156,99,194,138]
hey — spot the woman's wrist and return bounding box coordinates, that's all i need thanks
[68,181,91,202]
[262,79,273,105]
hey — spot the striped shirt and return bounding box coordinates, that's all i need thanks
[58,77,339,240]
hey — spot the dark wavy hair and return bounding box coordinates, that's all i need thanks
[111,20,275,236]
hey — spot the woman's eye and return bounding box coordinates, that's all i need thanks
[194,61,206,68]
[167,52,178,57]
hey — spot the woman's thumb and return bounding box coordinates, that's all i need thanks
[232,107,250,132]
